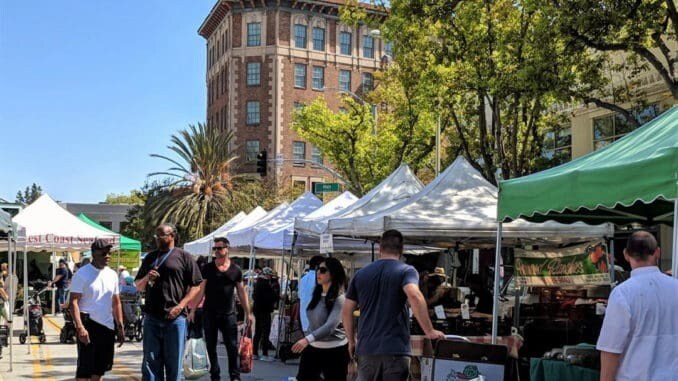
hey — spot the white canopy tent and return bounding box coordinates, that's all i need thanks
[183,210,250,256]
[13,194,119,250]
[294,191,358,236]
[251,192,323,251]
[329,157,614,244]
[11,194,119,355]
[329,157,614,344]
[325,163,424,234]
[226,203,290,249]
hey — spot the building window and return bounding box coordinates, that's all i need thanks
[384,41,394,57]
[340,31,352,55]
[593,104,660,150]
[294,24,307,48]
[363,35,374,58]
[294,64,307,88]
[361,72,374,92]
[312,27,325,51]
[293,141,306,164]
[246,101,260,125]
[542,127,572,165]
[246,62,261,86]
[311,145,323,165]
[99,221,113,230]
[339,70,351,92]
[246,140,260,162]
[294,102,305,110]
[312,66,325,90]
[247,23,261,47]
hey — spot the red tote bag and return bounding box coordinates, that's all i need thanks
[239,323,253,373]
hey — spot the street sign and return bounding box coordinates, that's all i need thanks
[314,182,340,193]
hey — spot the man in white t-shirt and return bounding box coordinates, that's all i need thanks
[597,230,678,381]
[70,239,124,381]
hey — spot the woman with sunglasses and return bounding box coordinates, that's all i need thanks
[292,257,349,381]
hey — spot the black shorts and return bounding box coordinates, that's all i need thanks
[76,313,115,378]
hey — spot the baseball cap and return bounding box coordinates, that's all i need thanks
[91,239,113,251]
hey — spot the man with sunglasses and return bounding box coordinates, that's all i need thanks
[136,223,203,381]
[70,239,124,381]
[188,237,252,381]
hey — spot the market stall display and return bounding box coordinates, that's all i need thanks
[494,107,678,379]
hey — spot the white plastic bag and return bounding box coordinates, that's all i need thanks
[183,337,211,379]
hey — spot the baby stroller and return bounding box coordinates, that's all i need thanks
[19,286,49,344]
[120,288,143,342]
[60,307,76,344]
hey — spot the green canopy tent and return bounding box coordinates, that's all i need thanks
[77,213,141,269]
[489,105,678,343]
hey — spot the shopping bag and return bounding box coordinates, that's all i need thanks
[239,323,253,373]
[182,336,210,379]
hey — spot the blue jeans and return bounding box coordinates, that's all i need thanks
[142,315,187,381]
[56,287,67,313]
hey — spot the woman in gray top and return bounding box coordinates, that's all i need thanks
[292,257,349,381]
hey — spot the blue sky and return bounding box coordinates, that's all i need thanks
[0,1,215,203]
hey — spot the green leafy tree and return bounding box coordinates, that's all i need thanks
[367,0,617,182]
[292,94,436,196]
[553,0,678,103]
[146,123,240,241]
[15,183,43,205]
[104,190,145,205]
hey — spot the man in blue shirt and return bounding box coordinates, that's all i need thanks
[343,230,444,380]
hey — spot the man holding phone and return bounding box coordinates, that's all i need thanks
[135,223,202,381]
[70,239,125,381]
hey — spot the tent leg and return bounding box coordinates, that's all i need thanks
[672,199,678,279]
[24,243,29,354]
[609,239,616,283]
[491,222,503,345]
[371,242,375,262]
[8,233,14,371]
[51,248,56,315]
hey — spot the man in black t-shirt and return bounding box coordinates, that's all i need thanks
[51,259,70,314]
[135,223,202,381]
[189,237,252,381]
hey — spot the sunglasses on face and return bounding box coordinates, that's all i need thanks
[154,232,172,239]
[318,267,328,274]
[212,246,229,251]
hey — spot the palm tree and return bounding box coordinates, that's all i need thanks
[146,123,239,240]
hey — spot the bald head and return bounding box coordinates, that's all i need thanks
[625,230,658,261]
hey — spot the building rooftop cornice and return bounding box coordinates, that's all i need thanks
[198,0,387,39]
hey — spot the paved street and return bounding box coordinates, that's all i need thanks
[0,315,299,380]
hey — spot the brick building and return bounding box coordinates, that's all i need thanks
[199,0,387,192]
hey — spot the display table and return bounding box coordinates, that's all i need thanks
[530,358,599,381]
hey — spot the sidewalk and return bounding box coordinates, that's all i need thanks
[0,314,299,380]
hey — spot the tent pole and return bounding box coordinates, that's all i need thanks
[51,246,56,315]
[371,242,375,262]
[8,231,14,371]
[24,242,29,354]
[491,222,503,344]
[672,199,678,279]
[609,239,616,283]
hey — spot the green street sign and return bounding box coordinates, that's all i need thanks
[314,182,340,193]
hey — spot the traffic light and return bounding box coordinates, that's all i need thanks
[256,150,267,176]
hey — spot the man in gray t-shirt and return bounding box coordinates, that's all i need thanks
[343,230,444,381]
